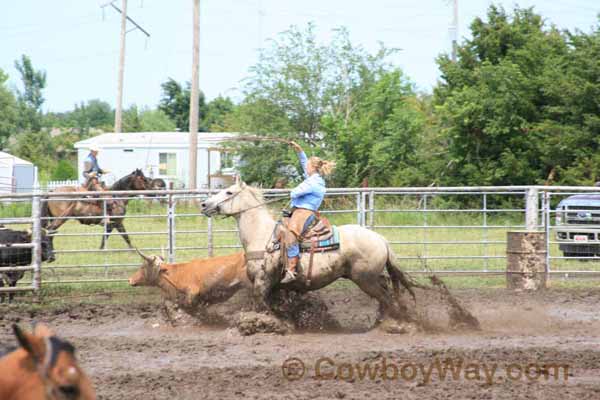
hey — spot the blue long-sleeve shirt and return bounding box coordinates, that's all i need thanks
[82,153,104,179]
[290,151,326,211]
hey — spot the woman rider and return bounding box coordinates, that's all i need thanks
[281,141,335,283]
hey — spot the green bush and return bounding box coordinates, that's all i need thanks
[51,159,76,180]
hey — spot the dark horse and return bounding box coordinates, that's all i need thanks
[42,169,150,249]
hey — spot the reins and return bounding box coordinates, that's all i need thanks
[210,190,289,218]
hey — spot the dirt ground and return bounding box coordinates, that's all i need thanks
[2,285,600,399]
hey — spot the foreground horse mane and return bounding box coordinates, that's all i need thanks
[246,184,265,203]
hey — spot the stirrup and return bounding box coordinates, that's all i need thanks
[280,269,297,284]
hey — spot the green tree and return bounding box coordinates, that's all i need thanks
[224,24,405,186]
[0,69,18,148]
[122,105,142,132]
[139,108,177,131]
[203,96,234,131]
[14,55,47,132]
[433,5,600,186]
[51,99,114,133]
[10,131,55,173]
[323,70,428,186]
[51,159,77,180]
[158,78,207,131]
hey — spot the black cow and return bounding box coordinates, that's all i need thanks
[0,228,56,303]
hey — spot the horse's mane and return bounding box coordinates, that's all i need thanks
[110,173,132,191]
[244,184,280,220]
[110,170,146,191]
[245,184,265,203]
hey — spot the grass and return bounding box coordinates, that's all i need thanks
[2,192,600,304]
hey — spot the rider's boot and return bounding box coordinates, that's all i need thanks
[281,256,299,284]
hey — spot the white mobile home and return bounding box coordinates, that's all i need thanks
[0,151,38,194]
[74,132,237,189]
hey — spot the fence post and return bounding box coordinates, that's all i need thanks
[368,190,375,229]
[356,192,362,225]
[483,193,488,272]
[207,189,214,257]
[167,193,175,263]
[543,191,551,277]
[525,188,539,231]
[361,191,368,226]
[31,195,42,297]
[102,199,109,277]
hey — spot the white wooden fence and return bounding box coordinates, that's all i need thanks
[41,180,79,191]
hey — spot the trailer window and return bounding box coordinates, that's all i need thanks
[159,153,176,176]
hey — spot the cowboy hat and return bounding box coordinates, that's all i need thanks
[89,144,101,152]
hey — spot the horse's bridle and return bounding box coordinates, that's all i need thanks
[36,336,77,400]
[207,188,289,260]
[207,189,287,218]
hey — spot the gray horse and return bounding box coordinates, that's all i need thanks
[201,182,419,330]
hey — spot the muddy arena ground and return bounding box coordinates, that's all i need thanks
[2,285,600,400]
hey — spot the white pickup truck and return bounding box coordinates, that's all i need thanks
[555,194,600,257]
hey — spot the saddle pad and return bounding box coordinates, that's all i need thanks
[300,226,340,252]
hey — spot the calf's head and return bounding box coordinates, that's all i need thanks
[13,323,96,400]
[128,248,165,287]
[23,229,56,263]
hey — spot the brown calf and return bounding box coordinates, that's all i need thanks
[128,249,250,308]
[0,324,96,400]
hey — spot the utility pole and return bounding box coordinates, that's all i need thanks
[451,0,458,62]
[101,1,150,133]
[188,0,200,190]
[115,0,127,133]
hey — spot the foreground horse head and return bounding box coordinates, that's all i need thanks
[201,182,262,217]
[0,324,96,400]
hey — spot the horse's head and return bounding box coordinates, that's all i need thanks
[201,182,261,217]
[129,247,165,286]
[149,178,166,190]
[12,323,96,400]
[130,169,149,190]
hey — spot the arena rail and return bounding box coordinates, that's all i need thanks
[2,185,600,296]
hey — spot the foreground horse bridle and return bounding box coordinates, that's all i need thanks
[205,188,287,218]
[32,335,78,400]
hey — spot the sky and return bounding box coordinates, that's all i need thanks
[1,0,598,112]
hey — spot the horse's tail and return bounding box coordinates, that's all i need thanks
[385,242,421,302]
